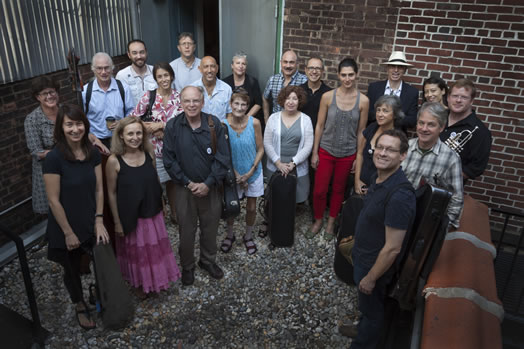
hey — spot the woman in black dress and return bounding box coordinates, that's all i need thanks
[43,104,110,330]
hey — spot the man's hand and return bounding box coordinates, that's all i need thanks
[359,274,376,295]
[189,182,209,197]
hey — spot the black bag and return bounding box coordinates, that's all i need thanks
[89,243,134,330]
[334,193,364,285]
[265,170,297,247]
[207,116,240,219]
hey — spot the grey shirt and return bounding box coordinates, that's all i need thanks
[320,89,360,157]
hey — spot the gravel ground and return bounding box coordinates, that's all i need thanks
[0,202,359,348]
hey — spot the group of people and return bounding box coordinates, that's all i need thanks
[24,31,492,338]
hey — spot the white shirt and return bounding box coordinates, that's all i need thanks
[116,65,157,107]
[384,80,403,97]
[170,57,202,93]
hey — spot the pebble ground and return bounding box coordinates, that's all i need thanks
[0,203,359,348]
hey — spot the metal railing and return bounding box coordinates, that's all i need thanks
[0,223,50,347]
[491,207,524,316]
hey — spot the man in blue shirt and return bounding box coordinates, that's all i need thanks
[190,56,232,122]
[82,52,135,148]
[339,129,416,348]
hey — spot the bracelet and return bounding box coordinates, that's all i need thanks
[95,213,103,218]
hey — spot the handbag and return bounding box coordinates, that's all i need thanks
[139,89,157,122]
[207,116,241,219]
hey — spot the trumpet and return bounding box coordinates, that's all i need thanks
[444,126,478,154]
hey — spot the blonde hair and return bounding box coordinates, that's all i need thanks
[110,117,153,155]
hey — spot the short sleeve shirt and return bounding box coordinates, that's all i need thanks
[352,167,416,270]
[43,147,101,249]
[263,71,308,113]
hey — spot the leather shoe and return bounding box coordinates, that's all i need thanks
[181,268,195,286]
[338,322,358,338]
[198,261,224,279]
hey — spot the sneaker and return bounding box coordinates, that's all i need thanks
[198,261,224,279]
[181,268,195,286]
[338,322,358,338]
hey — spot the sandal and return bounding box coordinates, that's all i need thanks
[75,301,96,330]
[243,236,257,255]
[220,236,236,253]
[258,222,268,238]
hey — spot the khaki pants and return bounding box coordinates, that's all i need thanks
[174,184,222,270]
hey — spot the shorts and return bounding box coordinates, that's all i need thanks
[237,172,264,199]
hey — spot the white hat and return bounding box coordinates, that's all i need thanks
[381,51,413,67]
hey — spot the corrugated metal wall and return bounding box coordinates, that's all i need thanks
[0,0,135,84]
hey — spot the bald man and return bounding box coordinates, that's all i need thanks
[263,50,307,122]
[190,56,232,121]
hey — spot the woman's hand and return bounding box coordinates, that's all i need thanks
[311,153,319,169]
[114,222,124,237]
[95,220,110,244]
[65,233,81,251]
[354,179,368,195]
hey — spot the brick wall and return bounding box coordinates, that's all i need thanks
[0,55,130,242]
[283,0,524,230]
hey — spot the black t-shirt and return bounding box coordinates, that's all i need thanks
[439,110,492,180]
[300,81,332,130]
[43,147,101,249]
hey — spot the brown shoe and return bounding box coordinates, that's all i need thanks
[338,322,358,338]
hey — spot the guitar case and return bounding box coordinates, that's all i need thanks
[89,243,134,330]
[333,193,364,285]
[266,171,297,247]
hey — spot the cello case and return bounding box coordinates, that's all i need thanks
[266,171,297,247]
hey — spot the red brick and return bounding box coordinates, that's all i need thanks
[484,21,511,30]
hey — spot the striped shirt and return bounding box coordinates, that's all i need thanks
[401,138,464,228]
[263,71,308,113]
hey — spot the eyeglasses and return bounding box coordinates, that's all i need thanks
[179,42,194,47]
[374,145,400,154]
[94,66,112,72]
[449,94,471,101]
[307,66,323,72]
[39,90,57,98]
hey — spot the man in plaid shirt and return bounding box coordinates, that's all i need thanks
[263,50,307,122]
[401,102,464,229]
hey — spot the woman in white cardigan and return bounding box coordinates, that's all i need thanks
[264,85,314,204]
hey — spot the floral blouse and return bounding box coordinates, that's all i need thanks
[131,89,183,157]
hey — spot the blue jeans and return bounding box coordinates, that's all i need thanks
[350,263,389,349]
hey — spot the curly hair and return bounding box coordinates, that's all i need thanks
[276,85,307,110]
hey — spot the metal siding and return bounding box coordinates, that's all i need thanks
[0,0,134,84]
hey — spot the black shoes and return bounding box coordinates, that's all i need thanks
[181,268,195,286]
[198,261,224,279]
[338,322,358,338]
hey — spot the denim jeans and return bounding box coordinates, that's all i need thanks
[350,263,389,349]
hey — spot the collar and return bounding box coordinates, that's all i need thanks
[447,110,477,128]
[180,112,211,132]
[280,70,301,82]
[127,64,153,78]
[371,167,404,191]
[93,78,118,92]
[411,137,443,156]
[385,79,403,93]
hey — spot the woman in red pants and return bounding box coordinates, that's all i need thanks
[309,58,369,240]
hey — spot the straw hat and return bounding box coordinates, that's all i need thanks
[381,51,413,67]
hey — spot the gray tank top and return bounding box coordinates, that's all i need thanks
[320,89,360,157]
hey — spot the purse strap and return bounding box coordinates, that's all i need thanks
[208,114,217,155]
